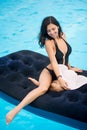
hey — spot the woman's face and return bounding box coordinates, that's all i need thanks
[47,23,59,39]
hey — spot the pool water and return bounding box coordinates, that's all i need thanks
[0,0,87,69]
[1,92,87,130]
[0,0,87,130]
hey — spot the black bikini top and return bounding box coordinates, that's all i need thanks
[55,38,72,65]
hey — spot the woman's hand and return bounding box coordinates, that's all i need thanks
[70,67,83,72]
[58,77,70,90]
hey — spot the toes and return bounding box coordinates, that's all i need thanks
[6,115,12,125]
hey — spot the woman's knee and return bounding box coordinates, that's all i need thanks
[50,82,64,92]
[38,86,49,95]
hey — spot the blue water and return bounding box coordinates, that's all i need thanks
[1,92,87,130]
[0,0,87,69]
[0,0,87,130]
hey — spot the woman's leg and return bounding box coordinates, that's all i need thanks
[6,69,52,124]
[28,78,64,92]
[50,80,64,92]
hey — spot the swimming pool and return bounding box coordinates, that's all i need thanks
[0,0,87,129]
[0,0,87,69]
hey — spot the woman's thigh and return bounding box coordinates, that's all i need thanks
[38,68,52,89]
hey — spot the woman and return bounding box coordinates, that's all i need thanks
[6,16,87,124]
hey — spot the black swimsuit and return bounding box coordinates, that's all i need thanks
[46,67,57,81]
[46,38,72,81]
[55,38,72,65]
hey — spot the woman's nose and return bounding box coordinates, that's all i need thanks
[50,30,54,34]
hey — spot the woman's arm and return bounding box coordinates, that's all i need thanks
[68,62,83,72]
[67,63,71,69]
[45,40,61,77]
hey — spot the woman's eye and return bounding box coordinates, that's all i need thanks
[52,28,55,31]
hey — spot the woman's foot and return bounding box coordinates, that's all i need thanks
[28,77,39,86]
[6,108,18,125]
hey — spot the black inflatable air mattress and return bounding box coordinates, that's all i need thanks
[0,50,87,123]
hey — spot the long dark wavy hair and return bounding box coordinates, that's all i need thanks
[38,16,63,48]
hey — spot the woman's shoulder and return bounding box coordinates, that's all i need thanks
[45,39,55,50]
[61,33,66,40]
[45,39,54,45]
